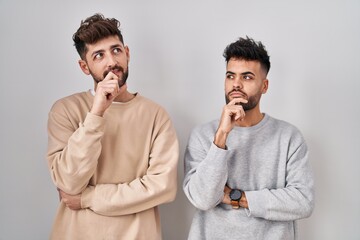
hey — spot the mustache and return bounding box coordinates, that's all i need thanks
[228,88,248,106]
[103,65,124,78]
[229,88,247,98]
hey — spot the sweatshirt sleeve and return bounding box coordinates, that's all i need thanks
[47,110,105,195]
[80,114,179,216]
[182,128,230,210]
[245,140,315,221]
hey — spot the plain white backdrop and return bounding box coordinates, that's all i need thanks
[1,0,359,239]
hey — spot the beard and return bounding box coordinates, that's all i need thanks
[225,89,262,111]
[91,65,129,88]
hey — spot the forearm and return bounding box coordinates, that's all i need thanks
[246,162,314,220]
[183,143,230,210]
[80,122,179,216]
[47,112,104,194]
[213,130,228,149]
[81,172,177,216]
[245,142,315,221]
[223,185,313,220]
[245,184,314,221]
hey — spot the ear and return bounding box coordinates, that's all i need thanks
[262,79,269,94]
[78,60,90,75]
[125,45,130,63]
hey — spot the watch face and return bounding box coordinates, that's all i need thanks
[230,189,241,200]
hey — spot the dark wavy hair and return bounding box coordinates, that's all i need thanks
[72,13,124,59]
[223,36,270,75]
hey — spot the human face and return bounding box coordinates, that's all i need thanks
[225,58,268,111]
[79,35,130,88]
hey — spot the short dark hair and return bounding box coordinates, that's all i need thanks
[223,36,270,75]
[72,13,124,59]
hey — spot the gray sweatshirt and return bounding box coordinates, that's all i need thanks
[183,114,314,240]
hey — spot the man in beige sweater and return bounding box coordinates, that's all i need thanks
[46,13,179,240]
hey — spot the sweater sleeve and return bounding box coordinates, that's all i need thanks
[47,111,104,195]
[80,116,179,216]
[182,128,230,210]
[245,141,315,221]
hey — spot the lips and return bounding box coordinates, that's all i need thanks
[111,69,121,76]
[229,90,247,99]
[103,66,123,78]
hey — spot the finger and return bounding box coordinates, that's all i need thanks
[224,185,231,194]
[236,108,246,121]
[103,71,119,82]
[228,98,248,106]
[100,86,118,96]
[97,79,119,89]
[97,83,119,97]
[59,190,64,198]
[225,105,242,115]
[234,110,242,121]
[233,107,246,121]
[59,190,72,200]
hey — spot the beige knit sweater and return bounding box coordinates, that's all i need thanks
[47,90,179,240]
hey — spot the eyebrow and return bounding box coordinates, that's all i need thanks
[226,71,255,76]
[241,71,255,76]
[91,49,104,58]
[91,44,123,57]
[110,44,123,49]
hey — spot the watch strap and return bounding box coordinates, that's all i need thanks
[231,200,240,209]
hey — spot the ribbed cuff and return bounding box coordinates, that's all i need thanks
[81,185,95,209]
[244,190,268,218]
[83,112,106,132]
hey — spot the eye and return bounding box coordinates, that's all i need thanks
[94,53,103,60]
[243,75,253,80]
[113,48,122,54]
[226,74,234,80]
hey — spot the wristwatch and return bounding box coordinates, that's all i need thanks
[229,189,242,209]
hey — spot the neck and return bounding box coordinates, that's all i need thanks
[113,90,135,103]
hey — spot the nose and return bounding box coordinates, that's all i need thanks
[106,54,117,68]
[233,76,243,89]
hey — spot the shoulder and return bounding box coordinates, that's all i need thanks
[184,120,219,151]
[50,91,90,112]
[135,94,171,118]
[266,114,300,132]
[57,91,90,105]
[189,119,219,141]
[192,119,219,134]
[136,94,162,109]
[266,114,306,145]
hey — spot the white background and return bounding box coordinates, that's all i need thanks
[0,0,359,239]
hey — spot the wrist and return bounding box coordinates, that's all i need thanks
[90,107,105,117]
[229,189,242,209]
[239,191,248,209]
[229,189,249,209]
[214,130,228,149]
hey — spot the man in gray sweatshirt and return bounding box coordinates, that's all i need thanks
[183,36,314,240]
